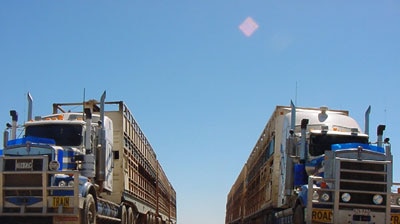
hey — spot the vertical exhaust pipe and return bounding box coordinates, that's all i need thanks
[300,119,309,163]
[377,125,385,148]
[82,107,95,178]
[9,110,18,140]
[27,92,33,121]
[100,91,106,127]
[290,100,296,131]
[84,108,92,154]
[3,128,10,148]
[97,91,107,182]
[364,106,371,135]
[289,100,297,158]
[284,101,296,195]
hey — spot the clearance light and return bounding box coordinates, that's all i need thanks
[351,128,359,134]
[341,193,351,202]
[373,194,383,205]
[313,191,319,200]
[48,160,60,171]
[57,115,64,120]
[321,193,330,202]
[58,180,67,187]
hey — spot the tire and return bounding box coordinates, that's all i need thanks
[120,205,127,224]
[293,205,305,224]
[266,213,274,223]
[146,212,151,224]
[82,194,96,224]
[127,207,135,224]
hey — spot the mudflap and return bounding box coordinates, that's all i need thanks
[0,216,53,224]
[53,215,80,224]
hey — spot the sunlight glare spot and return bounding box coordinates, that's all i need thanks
[239,17,259,37]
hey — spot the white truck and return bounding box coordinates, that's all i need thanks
[0,92,177,224]
[226,102,400,224]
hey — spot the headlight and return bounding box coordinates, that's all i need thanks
[321,193,330,202]
[312,191,319,200]
[49,160,60,171]
[373,194,383,205]
[397,197,400,206]
[68,180,74,187]
[58,180,67,187]
[341,193,351,202]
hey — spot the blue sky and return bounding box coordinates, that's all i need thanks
[1,1,400,224]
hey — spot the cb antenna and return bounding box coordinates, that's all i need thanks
[295,81,298,105]
[83,88,86,117]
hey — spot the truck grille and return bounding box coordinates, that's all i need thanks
[0,156,80,216]
[339,160,387,210]
[4,158,44,172]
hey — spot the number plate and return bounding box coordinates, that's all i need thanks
[312,209,333,223]
[16,160,33,170]
[52,197,70,207]
[392,214,400,224]
[354,208,370,216]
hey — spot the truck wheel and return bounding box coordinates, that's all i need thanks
[266,213,274,223]
[148,212,155,224]
[293,205,305,224]
[155,216,161,224]
[120,205,127,224]
[146,212,151,224]
[82,194,96,224]
[127,207,135,224]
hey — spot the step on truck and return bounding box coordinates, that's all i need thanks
[225,102,400,224]
[0,91,177,224]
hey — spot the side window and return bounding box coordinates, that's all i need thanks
[266,136,275,158]
[269,138,275,156]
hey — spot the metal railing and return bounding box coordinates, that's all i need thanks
[306,158,394,224]
[0,155,80,216]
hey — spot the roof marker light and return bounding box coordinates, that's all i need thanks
[341,193,351,202]
[373,194,383,205]
[351,128,359,135]
[320,106,328,114]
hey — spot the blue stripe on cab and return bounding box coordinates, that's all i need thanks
[57,149,64,170]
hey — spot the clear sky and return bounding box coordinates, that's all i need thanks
[1,1,400,224]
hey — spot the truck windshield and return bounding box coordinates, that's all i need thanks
[25,124,83,146]
[309,134,369,156]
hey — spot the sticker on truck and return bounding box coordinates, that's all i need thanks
[52,197,70,207]
[312,209,333,223]
[16,159,33,170]
[392,214,400,224]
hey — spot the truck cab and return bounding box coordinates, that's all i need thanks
[284,105,400,224]
[0,93,118,224]
[0,92,177,224]
[225,103,400,224]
